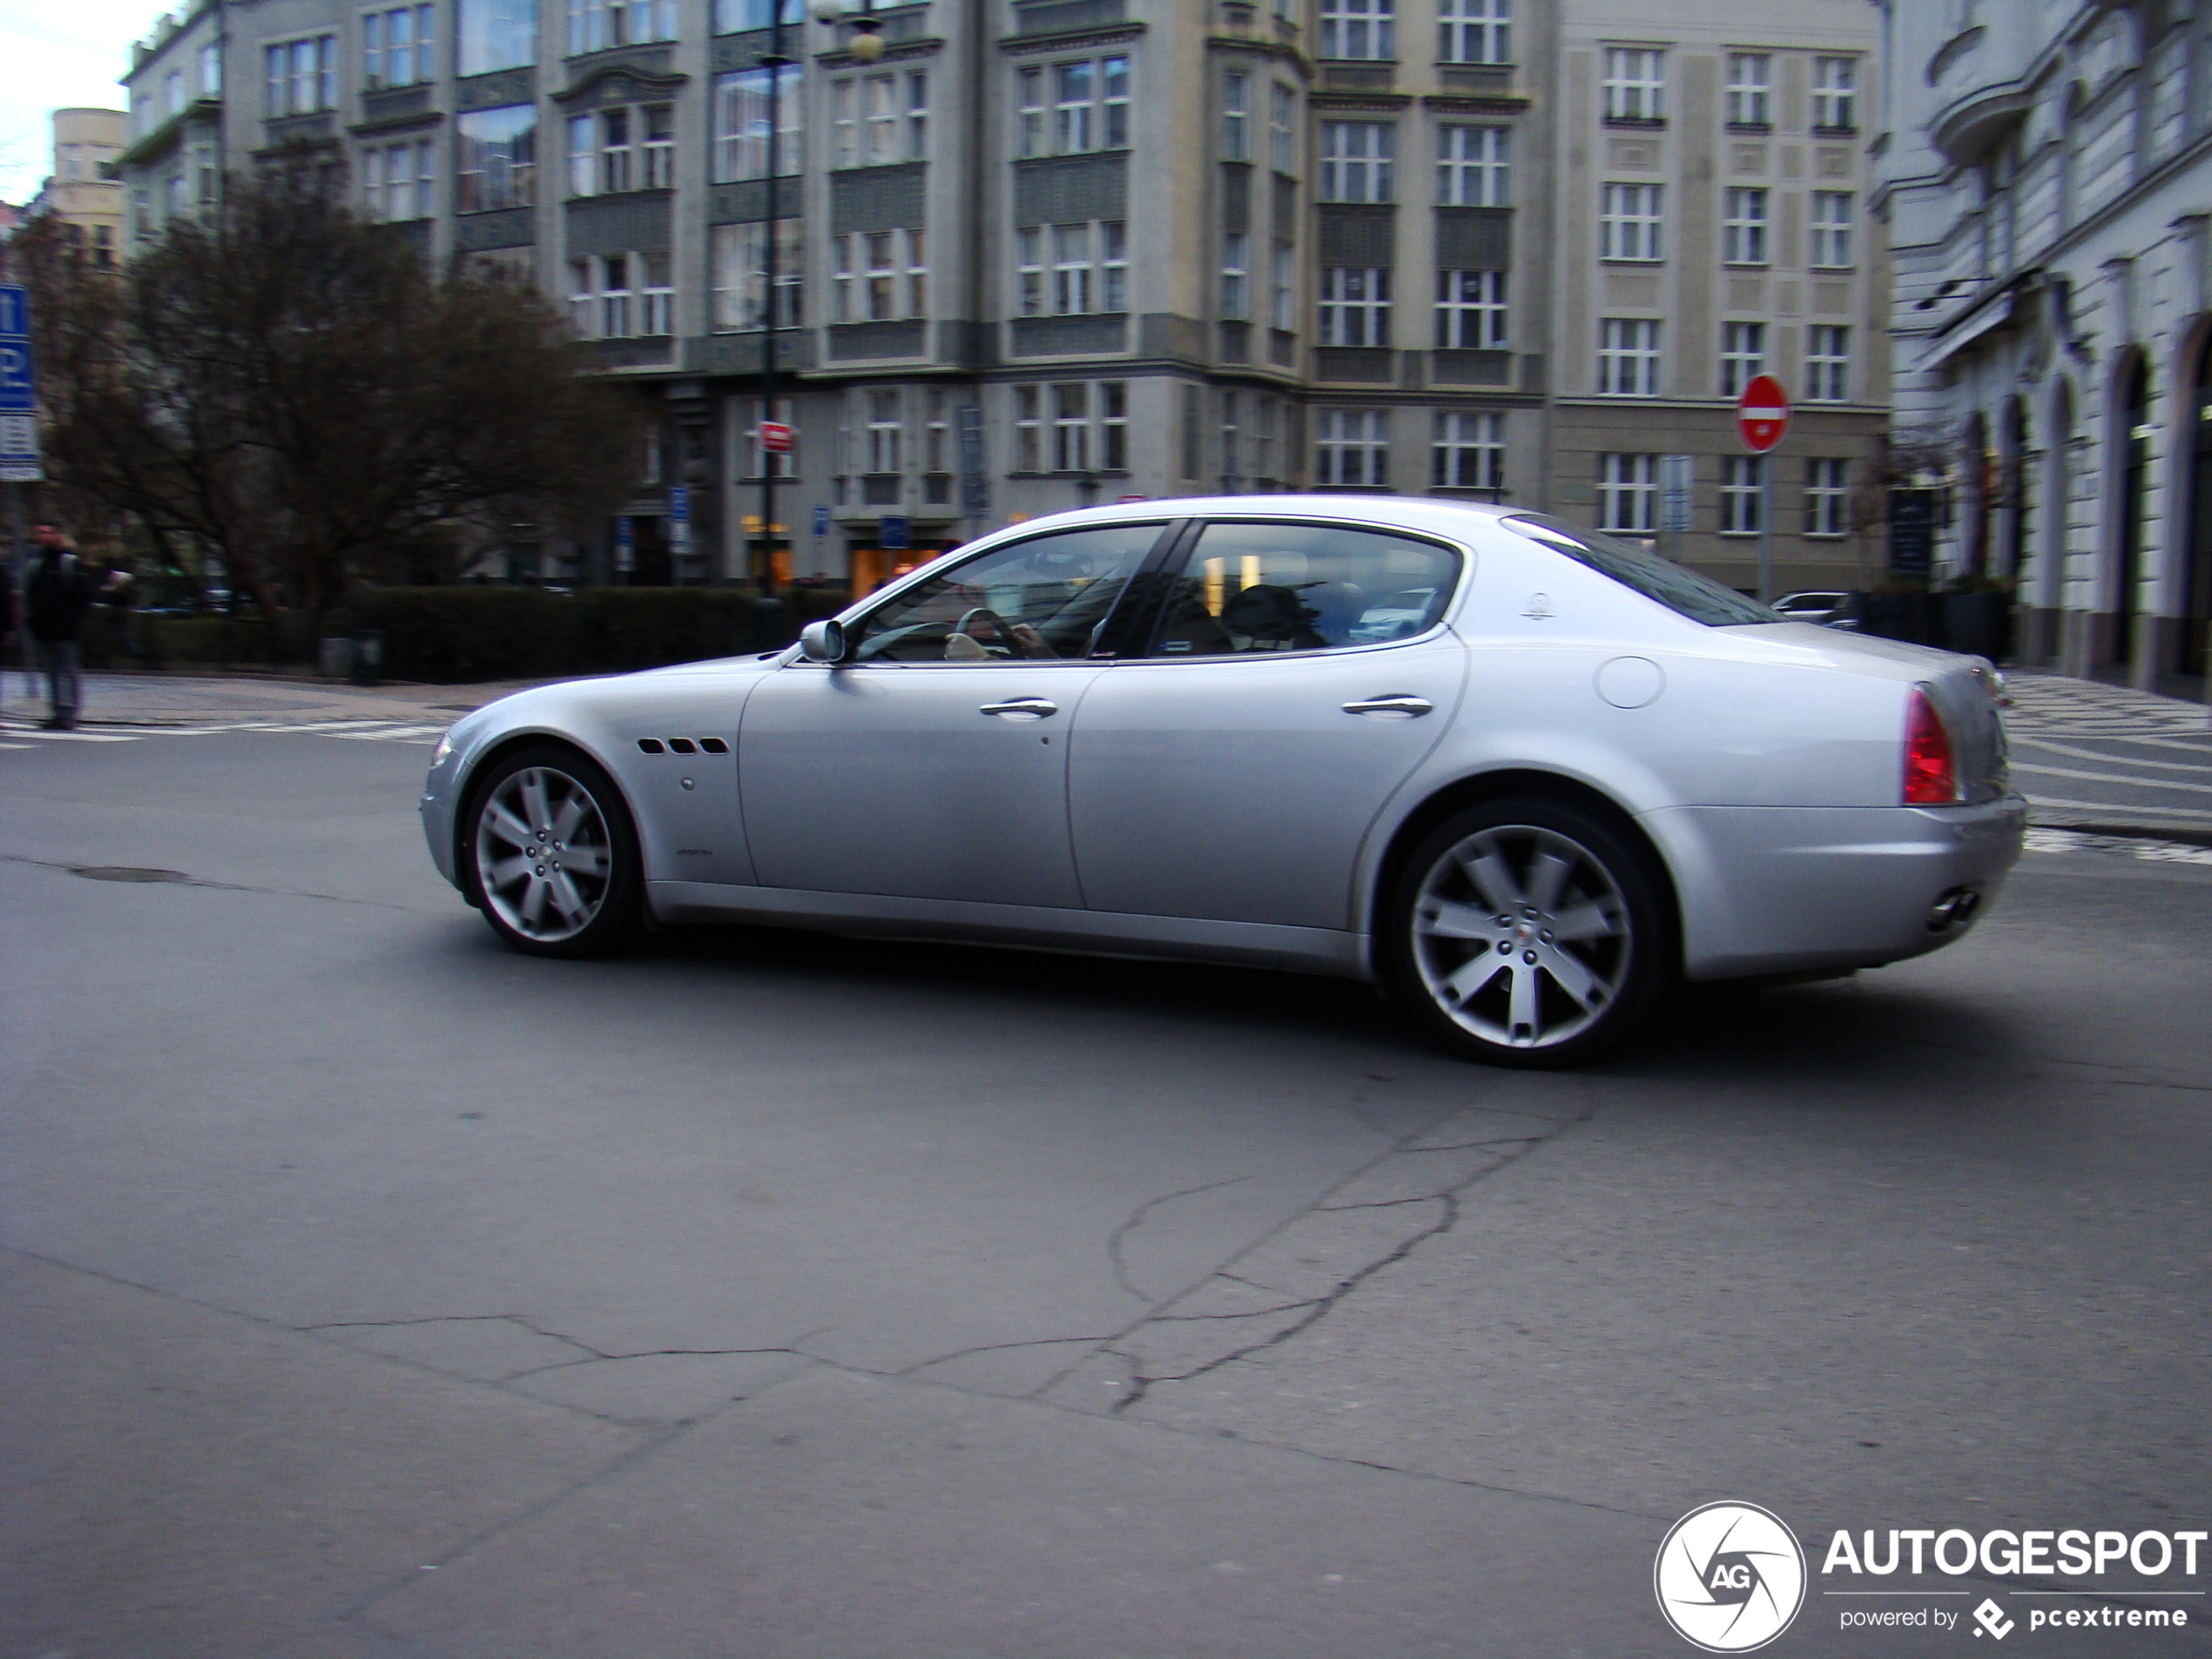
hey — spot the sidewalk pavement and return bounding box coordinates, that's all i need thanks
[8,664,2208,840]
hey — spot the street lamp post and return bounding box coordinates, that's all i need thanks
[754,3,795,588]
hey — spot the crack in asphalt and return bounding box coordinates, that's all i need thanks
[1104,1175,1253,1301]
[898,1335,1118,1379]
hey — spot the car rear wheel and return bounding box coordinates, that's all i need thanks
[463,745,641,957]
[1387,798,1672,1068]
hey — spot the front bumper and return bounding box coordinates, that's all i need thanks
[421,778,460,889]
[1645,795,2028,982]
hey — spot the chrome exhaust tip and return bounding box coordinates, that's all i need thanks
[1927,887,1981,932]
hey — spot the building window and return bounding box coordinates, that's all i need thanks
[1015,385,1042,472]
[1018,55,1130,158]
[1437,124,1509,206]
[1320,0,1395,61]
[1433,409,1504,490]
[1318,266,1392,346]
[1720,455,1764,534]
[1804,325,1850,401]
[456,105,537,212]
[1597,317,1660,395]
[1719,320,1765,397]
[833,227,927,321]
[640,252,673,334]
[1052,382,1091,470]
[1805,458,1850,536]
[1435,269,1507,347]
[363,137,435,220]
[1271,82,1297,172]
[569,0,677,56]
[1271,241,1295,330]
[1723,187,1768,266]
[1015,220,1124,316]
[712,218,804,330]
[1438,0,1510,66]
[166,70,185,117]
[1811,57,1858,132]
[866,388,903,475]
[364,6,435,88]
[1603,48,1665,122]
[568,105,671,195]
[199,40,222,94]
[743,395,797,480]
[831,72,913,168]
[1725,53,1770,126]
[716,66,803,180]
[1222,231,1251,319]
[1319,122,1396,202]
[570,253,664,338]
[458,0,538,76]
[265,36,336,116]
[1596,453,1656,531]
[1223,71,1250,160]
[714,0,803,30]
[1599,182,1662,261]
[1102,381,1128,469]
[1315,408,1390,487]
[1809,191,1854,268]
[906,71,928,157]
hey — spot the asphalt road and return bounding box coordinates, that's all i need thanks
[3,727,2210,1659]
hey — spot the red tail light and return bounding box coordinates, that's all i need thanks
[1903,688,1958,805]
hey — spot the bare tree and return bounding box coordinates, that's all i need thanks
[21,154,642,613]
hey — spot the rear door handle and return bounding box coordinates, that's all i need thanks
[979,697,1059,719]
[1342,695,1434,718]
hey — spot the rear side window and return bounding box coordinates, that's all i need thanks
[1501,513,1778,627]
[1138,521,1462,658]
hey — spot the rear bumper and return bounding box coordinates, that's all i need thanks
[1644,796,2027,982]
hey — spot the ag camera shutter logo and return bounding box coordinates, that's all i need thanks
[1655,1501,1808,1652]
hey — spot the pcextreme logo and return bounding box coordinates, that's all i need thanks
[1656,1501,1809,1652]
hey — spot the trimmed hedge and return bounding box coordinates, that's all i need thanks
[126,585,852,682]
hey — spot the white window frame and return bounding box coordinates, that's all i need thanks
[1221,231,1251,320]
[1270,82,1297,173]
[456,105,537,212]
[1437,124,1509,206]
[363,4,436,90]
[1719,320,1765,397]
[568,0,677,54]
[1015,384,1043,472]
[1433,409,1504,490]
[1597,453,1657,532]
[1602,48,1665,122]
[1435,269,1507,348]
[1599,182,1662,261]
[1809,192,1854,269]
[1804,325,1851,402]
[1720,455,1765,535]
[1270,240,1295,331]
[266,35,337,116]
[717,66,802,181]
[1320,0,1395,62]
[1725,52,1770,126]
[1318,266,1393,347]
[1811,57,1858,132]
[1597,317,1660,396]
[866,388,903,475]
[1438,0,1510,66]
[1319,121,1396,203]
[1805,458,1850,537]
[1024,55,1128,158]
[1051,381,1091,471]
[1223,71,1250,161]
[1101,381,1129,470]
[1723,186,1769,266]
[1315,408,1391,488]
[640,251,673,335]
[833,227,926,322]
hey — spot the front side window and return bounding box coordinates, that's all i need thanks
[1809,191,1854,268]
[1143,521,1460,658]
[1438,124,1509,206]
[850,524,1163,664]
[1320,0,1395,61]
[1723,187,1768,265]
[1439,0,1510,65]
[715,66,803,180]
[1811,57,1858,131]
[1603,48,1665,122]
[1314,408,1390,487]
[1503,513,1777,625]
[1719,320,1765,396]
[1725,53,1770,126]
[1319,121,1395,201]
[459,0,538,75]
[1599,182,1662,260]
[1433,409,1503,490]
[1318,266,1392,346]
[457,105,538,211]
[1435,268,1507,348]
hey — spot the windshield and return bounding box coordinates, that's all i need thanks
[1501,514,1780,628]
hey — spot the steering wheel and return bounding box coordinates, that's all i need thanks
[952,606,1020,657]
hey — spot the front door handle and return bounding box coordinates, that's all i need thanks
[1342,695,1435,718]
[979,697,1060,719]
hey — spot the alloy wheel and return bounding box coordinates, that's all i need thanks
[473,765,616,945]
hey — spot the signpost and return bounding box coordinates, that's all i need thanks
[667,484,691,557]
[1735,374,1791,603]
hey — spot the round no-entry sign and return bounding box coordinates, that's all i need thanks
[758,420,795,454]
[1736,375,1791,453]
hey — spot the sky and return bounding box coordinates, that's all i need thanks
[0,0,161,203]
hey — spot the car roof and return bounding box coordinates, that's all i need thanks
[993,494,1518,542]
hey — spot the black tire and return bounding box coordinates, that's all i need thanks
[1385,796,1675,1068]
[459,744,643,958]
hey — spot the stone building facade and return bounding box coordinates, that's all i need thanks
[116,0,1885,595]
[1871,0,2212,695]
[26,110,130,271]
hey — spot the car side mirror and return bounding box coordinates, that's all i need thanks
[799,618,847,663]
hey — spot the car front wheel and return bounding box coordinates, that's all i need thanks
[1387,798,1672,1068]
[462,745,641,957]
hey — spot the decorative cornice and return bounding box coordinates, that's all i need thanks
[550,61,689,104]
[996,24,1146,57]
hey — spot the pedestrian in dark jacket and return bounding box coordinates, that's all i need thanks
[24,523,93,729]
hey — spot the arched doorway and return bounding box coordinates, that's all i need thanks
[2113,352,2150,668]
[2184,328,2212,681]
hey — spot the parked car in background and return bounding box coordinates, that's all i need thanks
[421,498,2023,1068]
[1772,590,1852,625]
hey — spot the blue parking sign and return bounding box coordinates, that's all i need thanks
[0,284,35,414]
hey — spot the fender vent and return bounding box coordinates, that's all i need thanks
[698,737,730,754]
[637,738,664,754]
[667,738,698,754]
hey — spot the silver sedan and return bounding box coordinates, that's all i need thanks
[421,498,2024,1067]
